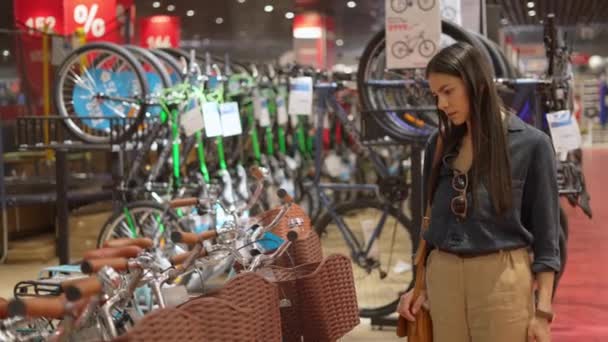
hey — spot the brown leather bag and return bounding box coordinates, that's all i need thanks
[396,136,444,341]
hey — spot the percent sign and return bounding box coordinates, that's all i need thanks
[74,4,106,38]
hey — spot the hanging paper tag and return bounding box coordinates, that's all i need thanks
[277,96,289,125]
[545,110,582,154]
[288,77,313,116]
[258,97,271,127]
[180,105,204,137]
[220,102,243,137]
[202,102,223,138]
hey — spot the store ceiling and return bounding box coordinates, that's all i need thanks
[134,0,384,62]
[489,0,608,26]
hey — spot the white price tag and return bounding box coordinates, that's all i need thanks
[258,97,271,127]
[202,102,223,138]
[277,96,289,125]
[288,77,313,116]
[180,105,204,137]
[546,110,582,154]
[385,0,441,69]
[220,102,243,137]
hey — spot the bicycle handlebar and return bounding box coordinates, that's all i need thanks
[8,297,67,319]
[102,237,154,249]
[81,258,130,274]
[170,230,218,245]
[169,197,199,208]
[0,297,7,319]
[83,246,142,260]
[62,277,103,301]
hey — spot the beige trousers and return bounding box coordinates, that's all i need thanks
[426,248,534,342]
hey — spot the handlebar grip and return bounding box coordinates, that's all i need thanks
[199,230,218,241]
[83,246,142,260]
[8,297,66,319]
[62,277,103,301]
[171,232,198,245]
[81,258,129,274]
[102,237,153,249]
[171,230,217,245]
[169,197,199,208]
[0,297,7,319]
[277,189,293,204]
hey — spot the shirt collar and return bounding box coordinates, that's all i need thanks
[507,114,526,133]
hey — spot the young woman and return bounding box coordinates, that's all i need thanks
[397,42,560,342]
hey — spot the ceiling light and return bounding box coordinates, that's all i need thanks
[347,1,357,8]
[216,17,224,24]
[187,10,195,17]
[152,1,160,8]
[167,4,175,11]
[527,2,535,8]
[264,5,274,12]
[293,27,322,39]
[528,9,536,16]
[237,0,246,3]
[285,11,294,19]
[336,39,344,46]
[2,50,9,57]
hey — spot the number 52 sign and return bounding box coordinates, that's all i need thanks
[385,0,441,69]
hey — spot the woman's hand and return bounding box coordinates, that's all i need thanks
[527,316,551,342]
[397,289,428,322]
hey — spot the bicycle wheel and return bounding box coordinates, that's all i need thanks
[54,42,148,144]
[391,0,409,13]
[315,198,415,317]
[554,206,568,297]
[357,20,494,143]
[418,39,437,57]
[391,41,409,59]
[97,200,188,253]
[418,0,436,11]
[151,49,186,85]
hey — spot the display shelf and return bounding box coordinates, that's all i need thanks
[1,116,149,264]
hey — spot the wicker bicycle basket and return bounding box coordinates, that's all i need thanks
[261,254,360,342]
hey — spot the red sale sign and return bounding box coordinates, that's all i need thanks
[139,15,181,48]
[13,0,119,108]
[64,0,119,42]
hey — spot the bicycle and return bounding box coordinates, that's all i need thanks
[298,81,419,318]
[391,31,437,59]
[391,0,436,13]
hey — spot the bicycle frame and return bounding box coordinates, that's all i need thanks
[310,83,414,265]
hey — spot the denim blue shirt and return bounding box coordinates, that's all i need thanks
[422,114,561,273]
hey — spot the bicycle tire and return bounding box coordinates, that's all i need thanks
[97,200,186,249]
[125,45,172,90]
[468,31,508,78]
[357,20,495,143]
[151,49,186,84]
[554,206,568,297]
[391,0,409,13]
[315,198,415,317]
[391,41,409,59]
[54,42,148,144]
[417,0,436,11]
[418,39,437,58]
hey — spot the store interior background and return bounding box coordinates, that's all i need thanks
[0,0,606,341]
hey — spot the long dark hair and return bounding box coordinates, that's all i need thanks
[426,42,512,215]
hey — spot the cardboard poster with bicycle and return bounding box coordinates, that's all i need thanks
[385,0,441,69]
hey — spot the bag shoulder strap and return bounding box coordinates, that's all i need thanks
[413,135,444,267]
